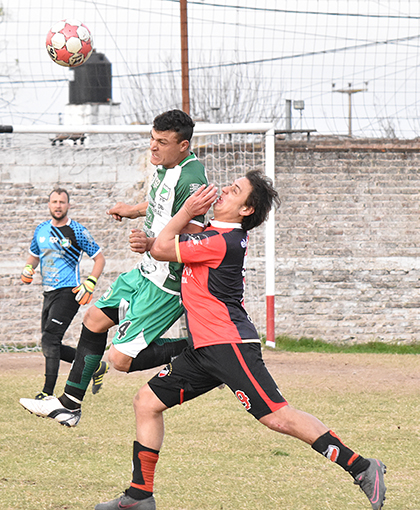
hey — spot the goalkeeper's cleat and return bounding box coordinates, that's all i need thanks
[354,458,387,510]
[19,396,81,427]
[92,361,109,395]
[34,391,50,400]
[95,492,156,510]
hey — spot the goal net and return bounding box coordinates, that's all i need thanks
[0,123,275,351]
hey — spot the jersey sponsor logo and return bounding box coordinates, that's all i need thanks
[160,185,170,201]
[189,183,201,194]
[40,236,46,243]
[323,445,340,462]
[149,174,162,202]
[82,229,95,245]
[184,233,202,245]
[140,258,157,274]
[235,390,251,410]
[182,266,192,278]
[241,237,248,249]
[60,238,72,249]
[246,313,254,324]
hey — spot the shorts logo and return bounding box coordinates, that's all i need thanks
[235,390,251,410]
[158,363,173,378]
[323,445,340,462]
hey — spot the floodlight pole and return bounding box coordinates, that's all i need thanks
[180,0,190,115]
[334,84,366,136]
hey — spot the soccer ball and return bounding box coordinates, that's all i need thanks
[46,19,93,67]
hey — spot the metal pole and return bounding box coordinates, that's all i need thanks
[348,92,352,136]
[334,85,367,137]
[180,0,190,115]
[265,127,276,348]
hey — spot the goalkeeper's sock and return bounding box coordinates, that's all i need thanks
[60,344,76,363]
[62,324,108,402]
[126,441,159,500]
[312,430,370,477]
[42,357,60,395]
[128,338,188,372]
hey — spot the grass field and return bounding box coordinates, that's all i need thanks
[1,348,419,510]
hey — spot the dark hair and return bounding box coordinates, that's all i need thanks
[49,188,70,202]
[241,170,280,231]
[153,109,195,143]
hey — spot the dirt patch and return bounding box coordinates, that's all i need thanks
[1,349,419,394]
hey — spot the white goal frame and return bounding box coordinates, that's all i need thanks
[0,122,277,347]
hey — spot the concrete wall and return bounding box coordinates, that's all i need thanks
[2,135,420,346]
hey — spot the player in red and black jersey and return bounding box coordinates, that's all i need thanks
[95,171,386,510]
[177,223,258,347]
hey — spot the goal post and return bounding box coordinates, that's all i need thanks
[0,122,276,347]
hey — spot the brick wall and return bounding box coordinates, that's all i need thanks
[274,138,420,343]
[0,141,152,348]
[2,136,420,346]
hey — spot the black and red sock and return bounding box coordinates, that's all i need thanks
[312,430,370,478]
[126,441,159,500]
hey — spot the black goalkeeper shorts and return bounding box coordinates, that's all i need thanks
[148,342,288,420]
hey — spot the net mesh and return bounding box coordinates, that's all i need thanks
[0,129,268,351]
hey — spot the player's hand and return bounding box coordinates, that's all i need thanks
[21,264,35,284]
[183,184,218,218]
[129,229,152,253]
[72,276,97,305]
[107,202,139,222]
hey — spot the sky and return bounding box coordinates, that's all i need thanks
[1,0,420,138]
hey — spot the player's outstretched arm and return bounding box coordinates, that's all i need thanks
[107,201,149,222]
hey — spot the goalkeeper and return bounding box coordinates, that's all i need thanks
[21,188,106,400]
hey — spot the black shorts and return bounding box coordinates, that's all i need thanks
[148,342,288,420]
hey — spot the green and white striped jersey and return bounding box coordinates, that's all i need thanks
[138,152,208,294]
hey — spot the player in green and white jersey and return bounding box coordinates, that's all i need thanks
[20,110,208,427]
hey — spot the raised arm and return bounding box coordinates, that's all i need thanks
[107,201,149,222]
[151,184,217,262]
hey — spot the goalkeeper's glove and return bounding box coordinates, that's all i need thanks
[72,275,97,305]
[21,264,35,284]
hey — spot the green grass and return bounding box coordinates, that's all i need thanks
[1,351,420,509]
[266,334,420,354]
[4,335,420,355]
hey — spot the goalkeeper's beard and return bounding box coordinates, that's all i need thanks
[50,211,67,221]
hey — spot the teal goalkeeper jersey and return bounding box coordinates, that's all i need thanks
[139,152,208,294]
